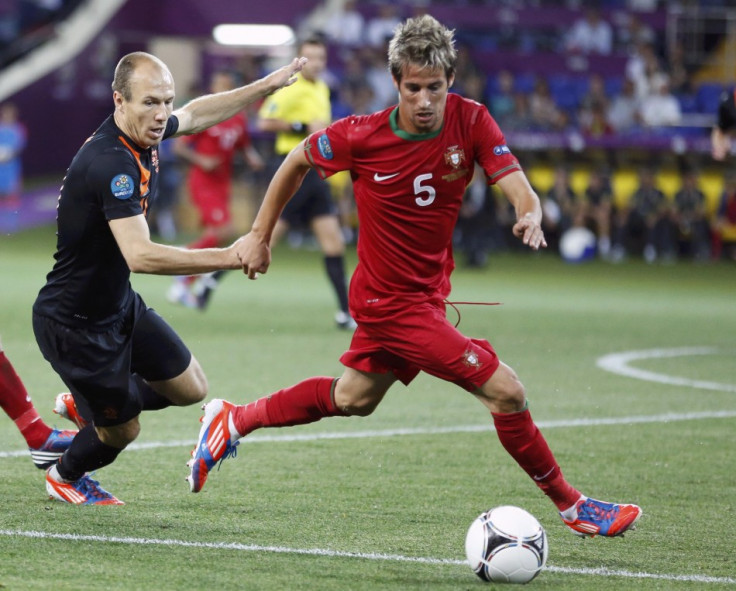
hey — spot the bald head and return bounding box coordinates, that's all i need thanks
[112,52,172,102]
[111,51,176,148]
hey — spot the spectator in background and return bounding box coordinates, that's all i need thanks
[581,104,614,138]
[363,46,397,112]
[616,12,656,53]
[489,70,516,124]
[582,167,614,258]
[364,3,401,48]
[626,41,665,101]
[564,7,613,55]
[578,74,612,136]
[457,165,497,267]
[322,0,364,47]
[529,76,564,131]
[460,70,489,107]
[639,77,682,128]
[665,41,694,96]
[579,74,610,116]
[607,77,640,133]
[713,172,736,260]
[0,102,26,209]
[614,166,676,263]
[541,166,581,252]
[673,168,711,260]
[504,92,534,131]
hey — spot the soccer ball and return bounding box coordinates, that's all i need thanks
[559,227,597,263]
[465,505,548,584]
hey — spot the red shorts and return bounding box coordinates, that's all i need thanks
[190,179,230,228]
[340,301,499,392]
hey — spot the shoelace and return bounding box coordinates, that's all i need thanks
[579,500,618,522]
[216,441,239,471]
[78,476,112,501]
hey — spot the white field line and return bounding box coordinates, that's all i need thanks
[596,347,736,392]
[0,529,733,585]
[2,409,736,460]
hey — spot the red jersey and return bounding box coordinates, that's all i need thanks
[184,113,250,191]
[304,93,520,318]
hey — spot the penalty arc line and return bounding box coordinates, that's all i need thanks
[596,347,736,392]
[0,529,733,586]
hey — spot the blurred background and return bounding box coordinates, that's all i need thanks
[1,0,735,265]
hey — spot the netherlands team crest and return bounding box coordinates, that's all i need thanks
[151,148,160,173]
[444,145,465,169]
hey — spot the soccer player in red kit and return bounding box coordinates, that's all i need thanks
[167,70,265,309]
[0,335,76,468]
[188,15,642,538]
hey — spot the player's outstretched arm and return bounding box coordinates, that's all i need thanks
[497,170,547,251]
[109,214,241,275]
[174,57,307,136]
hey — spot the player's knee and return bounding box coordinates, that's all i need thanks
[343,397,380,417]
[333,387,380,417]
[96,418,140,448]
[183,358,209,402]
[481,364,527,412]
[194,371,209,401]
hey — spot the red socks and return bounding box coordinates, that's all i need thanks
[492,407,581,511]
[0,350,52,448]
[232,377,345,436]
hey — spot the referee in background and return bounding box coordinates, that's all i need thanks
[257,36,355,330]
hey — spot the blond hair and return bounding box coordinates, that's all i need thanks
[387,15,457,82]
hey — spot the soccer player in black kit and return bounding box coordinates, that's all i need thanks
[712,88,736,161]
[32,52,306,504]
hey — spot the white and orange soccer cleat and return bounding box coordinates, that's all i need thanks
[46,466,123,505]
[53,392,88,429]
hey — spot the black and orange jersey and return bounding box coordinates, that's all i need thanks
[717,89,736,132]
[33,114,179,327]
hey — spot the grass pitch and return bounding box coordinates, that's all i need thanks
[1,226,735,590]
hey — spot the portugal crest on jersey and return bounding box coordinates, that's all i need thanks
[444,145,465,169]
[462,349,483,368]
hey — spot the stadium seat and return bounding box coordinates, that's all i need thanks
[549,76,579,112]
[696,83,724,114]
[604,75,623,96]
[676,93,699,114]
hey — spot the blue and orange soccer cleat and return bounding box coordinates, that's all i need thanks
[29,429,77,469]
[561,497,642,537]
[46,468,124,505]
[186,399,239,493]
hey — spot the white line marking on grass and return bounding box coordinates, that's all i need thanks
[0,529,733,585]
[597,347,736,392]
[2,410,736,460]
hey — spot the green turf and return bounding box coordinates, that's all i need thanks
[1,226,735,590]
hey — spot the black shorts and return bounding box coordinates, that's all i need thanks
[33,292,191,427]
[270,156,337,227]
